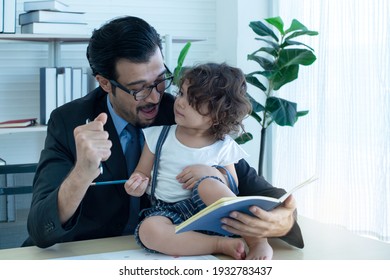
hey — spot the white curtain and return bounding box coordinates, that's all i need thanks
[272,0,390,242]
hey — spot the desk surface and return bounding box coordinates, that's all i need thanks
[0,216,389,260]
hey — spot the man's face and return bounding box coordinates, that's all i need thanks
[108,49,166,127]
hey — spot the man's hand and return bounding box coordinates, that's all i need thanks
[220,195,296,238]
[73,113,112,183]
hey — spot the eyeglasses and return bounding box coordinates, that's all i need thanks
[109,66,174,101]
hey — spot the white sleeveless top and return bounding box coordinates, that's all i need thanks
[142,125,248,203]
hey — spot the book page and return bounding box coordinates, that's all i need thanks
[279,176,318,202]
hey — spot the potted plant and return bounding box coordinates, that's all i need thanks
[235,16,318,176]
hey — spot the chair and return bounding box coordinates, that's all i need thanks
[0,162,37,249]
[0,163,37,196]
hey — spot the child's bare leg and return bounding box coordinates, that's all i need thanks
[244,236,273,260]
[197,178,273,260]
[139,215,246,259]
[196,177,236,205]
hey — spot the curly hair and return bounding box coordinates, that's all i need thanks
[178,63,252,140]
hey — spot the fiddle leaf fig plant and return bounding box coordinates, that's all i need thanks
[173,42,192,86]
[242,16,318,176]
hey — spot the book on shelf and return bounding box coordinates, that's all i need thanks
[56,67,72,106]
[23,0,70,12]
[82,67,97,97]
[21,22,89,35]
[56,67,65,107]
[0,0,3,32]
[175,176,318,236]
[82,69,89,97]
[1,0,16,34]
[39,66,98,124]
[64,67,72,103]
[40,67,57,125]
[19,10,86,25]
[0,118,37,128]
[72,68,83,100]
[0,157,5,222]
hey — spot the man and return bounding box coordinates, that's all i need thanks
[24,16,303,249]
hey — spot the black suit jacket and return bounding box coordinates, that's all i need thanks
[24,87,303,248]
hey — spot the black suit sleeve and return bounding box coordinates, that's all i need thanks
[25,88,129,248]
[25,109,78,248]
[235,159,304,248]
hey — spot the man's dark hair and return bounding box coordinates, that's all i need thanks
[179,63,252,140]
[86,16,162,80]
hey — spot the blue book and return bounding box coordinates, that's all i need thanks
[175,176,317,236]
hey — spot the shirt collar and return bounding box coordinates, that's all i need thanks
[106,95,128,135]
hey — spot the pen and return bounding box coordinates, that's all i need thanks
[86,118,103,174]
[90,180,127,186]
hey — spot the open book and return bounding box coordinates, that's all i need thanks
[175,176,318,236]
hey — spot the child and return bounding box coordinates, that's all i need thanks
[124,63,273,260]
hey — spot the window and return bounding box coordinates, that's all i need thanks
[273,0,390,242]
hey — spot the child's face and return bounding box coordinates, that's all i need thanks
[174,81,212,131]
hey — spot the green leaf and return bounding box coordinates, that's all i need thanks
[258,47,278,57]
[254,38,280,50]
[235,132,253,145]
[249,110,262,123]
[297,110,309,118]
[281,39,315,51]
[272,64,299,90]
[246,69,274,80]
[245,74,267,91]
[247,53,274,71]
[265,16,285,35]
[285,30,319,41]
[296,110,309,122]
[278,49,317,67]
[265,97,297,126]
[173,42,191,85]
[285,19,308,34]
[246,94,265,112]
[249,21,278,42]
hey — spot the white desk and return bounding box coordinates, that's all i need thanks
[270,216,390,260]
[0,216,389,260]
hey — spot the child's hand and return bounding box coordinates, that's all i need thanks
[176,164,225,189]
[124,172,149,197]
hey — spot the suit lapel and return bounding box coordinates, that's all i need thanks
[93,94,128,183]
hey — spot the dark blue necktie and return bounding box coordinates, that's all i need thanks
[123,124,141,235]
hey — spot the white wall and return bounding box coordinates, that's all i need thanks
[0,0,218,164]
[1,0,273,173]
[215,0,272,178]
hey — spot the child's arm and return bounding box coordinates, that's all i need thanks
[218,163,238,187]
[124,144,155,197]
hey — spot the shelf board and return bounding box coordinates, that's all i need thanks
[0,125,47,135]
[0,33,205,44]
[167,36,206,43]
[0,33,90,43]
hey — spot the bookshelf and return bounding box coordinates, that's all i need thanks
[0,33,90,68]
[0,34,205,67]
[0,125,47,135]
[0,33,205,137]
[0,33,91,42]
